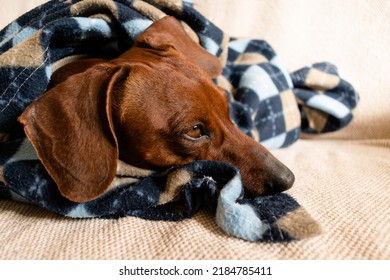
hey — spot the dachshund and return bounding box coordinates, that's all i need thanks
[18,16,294,203]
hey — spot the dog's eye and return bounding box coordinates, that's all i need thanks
[185,124,208,140]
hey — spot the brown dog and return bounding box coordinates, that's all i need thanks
[18,16,294,203]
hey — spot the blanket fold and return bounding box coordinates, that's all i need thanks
[0,0,358,242]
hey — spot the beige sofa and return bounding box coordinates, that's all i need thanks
[0,0,389,259]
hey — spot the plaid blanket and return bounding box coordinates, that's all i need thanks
[0,0,358,242]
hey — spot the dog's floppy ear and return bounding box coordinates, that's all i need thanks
[136,16,222,78]
[18,65,129,203]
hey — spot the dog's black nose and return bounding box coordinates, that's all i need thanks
[271,166,295,193]
[265,157,295,194]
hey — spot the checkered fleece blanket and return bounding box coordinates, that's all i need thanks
[0,0,358,242]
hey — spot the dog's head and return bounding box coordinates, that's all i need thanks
[18,16,294,202]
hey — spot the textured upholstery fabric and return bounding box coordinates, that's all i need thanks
[1,0,389,259]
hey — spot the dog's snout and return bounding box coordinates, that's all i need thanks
[217,131,296,197]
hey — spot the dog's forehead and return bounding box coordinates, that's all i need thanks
[126,53,212,88]
[118,37,216,82]
[121,61,227,116]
